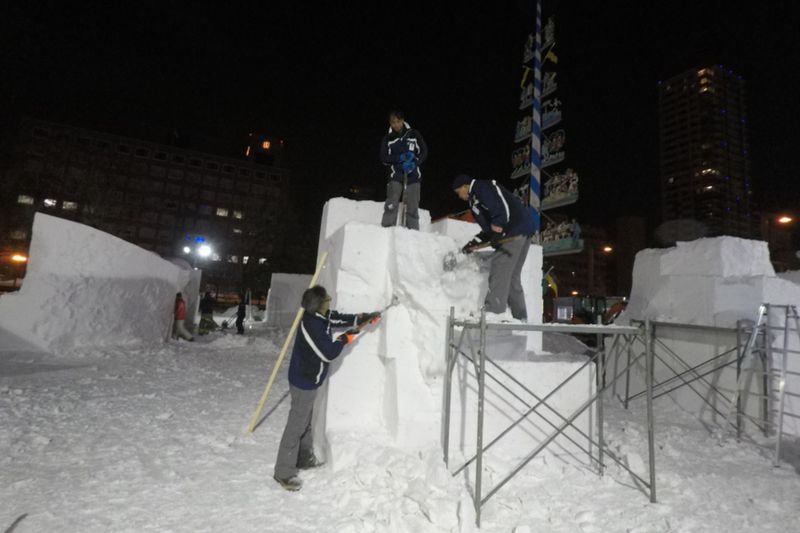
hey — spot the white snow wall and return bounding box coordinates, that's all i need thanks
[619,237,800,437]
[266,273,312,327]
[0,213,190,353]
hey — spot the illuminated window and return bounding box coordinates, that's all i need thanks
[216,207,229,217]
[228,255,239,263]
[258,258,267,265]
[233,210,243,219]
[211,253,221,261]
[17,195,34,205]
[262,140,271,150]
[697,68,707,76]
[243,256,249,264]
[10,229,27,240]
[63,201,78,210]
[233,228,243,234]
[43,198,57,208]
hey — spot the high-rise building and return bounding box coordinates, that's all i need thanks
[0,118,291,297]
[658,66,753,241]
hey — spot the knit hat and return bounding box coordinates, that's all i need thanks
[452,174,473,190]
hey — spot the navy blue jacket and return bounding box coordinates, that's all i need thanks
[288,309,358,390]
[380,122,428,184]
[467,179,536,239]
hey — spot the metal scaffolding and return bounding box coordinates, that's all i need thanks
[442,309,655,526]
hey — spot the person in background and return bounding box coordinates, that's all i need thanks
[379,109,428,230]
[236,295,247,335]
[273,285,382,492]
[198,291,217,335]
[173,292,194,341]
[452,174,536,321]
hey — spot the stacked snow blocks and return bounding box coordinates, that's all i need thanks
[0,213,189,353]
[621,236,800,437]
[313,199,591,468]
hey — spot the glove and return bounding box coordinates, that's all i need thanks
[357,312,382,326]
[399,151,414,162]
[461,238,482,254]
[402,159,416,173]
[337,329,360,344]
[489,232,505,249]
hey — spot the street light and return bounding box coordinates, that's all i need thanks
[778,215,793,224]
[602,245,613,253]
[11,254,27,262]
[197,245,212,258]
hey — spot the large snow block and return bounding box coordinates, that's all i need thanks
[660,237,774,278]
[448,347,596,467]
[266,273,312,327]
[620,237,800,438]
[0,213,189,353]
[429,217,481,245]
[317,197,433,259]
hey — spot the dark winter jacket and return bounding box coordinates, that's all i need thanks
[467,179,536,239]
[199,295,215,315]
[380,122,428,185]
[288,309,358,390]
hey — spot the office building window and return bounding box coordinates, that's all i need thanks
[17,194,35,205]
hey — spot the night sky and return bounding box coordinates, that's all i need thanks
[2,1,799,235]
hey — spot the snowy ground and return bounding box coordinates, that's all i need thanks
[2,323,799,532]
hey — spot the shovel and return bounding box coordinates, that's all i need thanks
[442,236,523,272]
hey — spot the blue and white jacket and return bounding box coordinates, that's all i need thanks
[467,179,536,239]
[288,309,359,390]
[380,121,428,184]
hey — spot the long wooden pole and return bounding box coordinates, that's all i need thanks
[246,252,328,433]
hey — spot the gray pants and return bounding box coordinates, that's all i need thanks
[485,236,531,320]
[381,180,420,230]
[274,385,317,479]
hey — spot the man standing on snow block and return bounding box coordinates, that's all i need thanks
[273,285,382,492]
[380,109,428,230]
[452,175,535,321]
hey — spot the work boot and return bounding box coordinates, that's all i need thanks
[297,455,325,470]
[273,475,302,492]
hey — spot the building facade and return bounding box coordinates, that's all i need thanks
[658,66,753,240]
[0,118,290,296]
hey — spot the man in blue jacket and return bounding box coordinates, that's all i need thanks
[452,174,536,321]
[380,109,428,230]
[273,285,381,491]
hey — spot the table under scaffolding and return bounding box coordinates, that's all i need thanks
[442,308,655,526]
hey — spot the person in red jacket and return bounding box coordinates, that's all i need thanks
[173,292,194,341]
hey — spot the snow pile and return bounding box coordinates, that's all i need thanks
[2,324,799,532]
[0,213,190,353]
[620,236,800,437]
[266,273,312,327]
